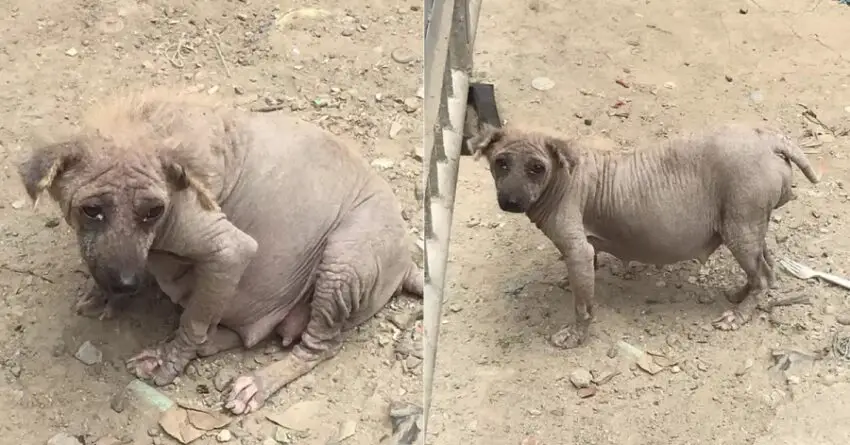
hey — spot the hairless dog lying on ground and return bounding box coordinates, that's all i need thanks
[18,91,423,415]
[469,123,819,348]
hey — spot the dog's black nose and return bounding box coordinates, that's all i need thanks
[497,195,525,213]
[109,271,142,295]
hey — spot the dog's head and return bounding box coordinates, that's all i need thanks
[468,124,578,213]
[18,132,218,298]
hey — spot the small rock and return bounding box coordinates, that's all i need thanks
[583,118,592,126]
[735,358,754,376]
[389,121,404,139]
[234,85,245,95]
[569,368,593,388]
[216,429,232,442]
[531,77,555,91]
[262,439,279,445]
[74,341,102,365]
[520,436,541,445]
[45,217,61,228]
[844,105,850,114]
[65,48,79,57]
[11,199,26,209]
[749,90,764,104]
[47,433,83,445]
[273,427,293,443]
[110,390,127,413]
[371,158,395,170]
[697,294,715,304]
[577,386,597,398]
[836,313,850,326]
[213,368,234,392]
[403,97,420,113]
[663,81,676,89]
[671,365,682,373]
[725,75,733,82]
[391,47,415,64]
[341,26,356,36]
[739,8,748,14]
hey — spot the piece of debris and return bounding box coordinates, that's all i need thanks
[110,389,127,413]
[379,402,422,445]
[615,79,630,88]
[371,158,395,171]
[591,369,620,385]
[569,368,593,388]
[725,75,733,82]
[403,97,420,113]
[273,427,293,444]
[266,400,325,432]
[833,333,850,361]
[74,341,102,365]
[577,386,597,398]
[735,358,755,377]
[11,199,26,209]
[127,379,175,412]
[159,405,232,444]
[769,348,821,384]
[390,47,415,64]
[616,340,665,374]
[836,313,850,326]
[216,429,233,442]
[389,121,404,139]
[93,436,122,445]
[520,435,541,445]
[531,77,555,91]
[65,48,79,57]
[333,419,357,443]
[47,433,83,445]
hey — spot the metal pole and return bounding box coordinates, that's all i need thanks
[422,0,482,442]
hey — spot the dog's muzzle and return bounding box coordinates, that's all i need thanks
[497,193,526,213]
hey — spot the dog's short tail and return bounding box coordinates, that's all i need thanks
[772,135,821,184]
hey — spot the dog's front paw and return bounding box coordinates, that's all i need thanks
[550,323,589,349]
[75,287,113,320]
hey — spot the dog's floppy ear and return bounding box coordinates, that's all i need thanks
[160,149,221,213]
[18,141,82,208]
[468,123,504,160]
[544,137,579,172]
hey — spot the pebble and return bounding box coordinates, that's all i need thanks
[216,429,233,442]
[749,90,764,104]
[47,433,83,445]
[74,341,102,365]
[65,48,79,57]
[389,121,404,139]
[45,217,61,228]
[11,199,26,209]
[370,158,395,170]
[663,81,676,89]
[391,47,415,64]
[836,313,850,326]
[341,25,356,36]
[697,294,715,304]
[403,97,420,113]
[845,105,850,114]
[569,368,593,388]
[262,438,279,445]
[531,77,555,91]
[273,427,293,443]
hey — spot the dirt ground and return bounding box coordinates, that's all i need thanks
[430,0,850,444]
[0,1,423,444]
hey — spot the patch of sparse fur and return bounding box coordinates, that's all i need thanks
[79,89,234,211]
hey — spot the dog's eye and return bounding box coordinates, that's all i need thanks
[495,158,509,170]
[143,205,165,222]
[527,163,546,175]
[81,205,105,221]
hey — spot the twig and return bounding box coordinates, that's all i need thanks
[797,103,837,136]
[210,32,232,78]
[165,35,196,68]
[0,264,54,283]
[758,294,812,312]
[251,104,288,113]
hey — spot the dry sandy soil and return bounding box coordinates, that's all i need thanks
[0,1,423,444]
[430,0,850,444]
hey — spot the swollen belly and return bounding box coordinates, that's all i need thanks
[589,232,722,265]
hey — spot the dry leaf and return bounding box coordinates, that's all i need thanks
[266,400,325,432]
[187,408,231,431]
[159,406,205,444]
[636,354,664,375]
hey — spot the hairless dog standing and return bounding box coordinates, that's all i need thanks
[469,123,819,348]
[18,91,423,415]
